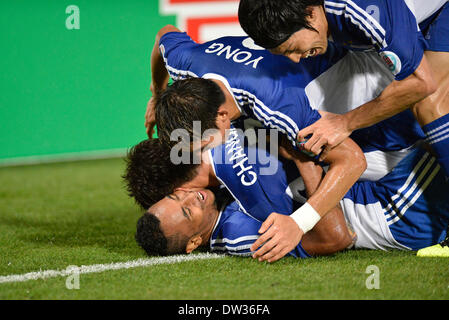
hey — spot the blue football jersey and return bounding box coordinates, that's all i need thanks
[210,201,311,258]
[207,127,302,222]
[350,109,425,153]
[324,0,427,80]
[159,31,347,146]
[342,147,449,250]
[159,31,426,154]
[208,127,311,258]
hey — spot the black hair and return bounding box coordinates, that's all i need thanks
[123,139,199,210]
[155,78,225,146]
[135,212,189,256]
[238,0,324,49]
[135,188,234,257]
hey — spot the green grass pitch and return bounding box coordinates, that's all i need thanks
[0,158,448,300]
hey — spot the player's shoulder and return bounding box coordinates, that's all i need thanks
[325,0,405,16]
[325,0,388,8]
[324,0,395,22]
[211,203,260,254]
[159,30,195,45]
[220,203,260,233]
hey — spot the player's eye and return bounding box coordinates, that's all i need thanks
[182,207,192,220]
[304,49,316,58]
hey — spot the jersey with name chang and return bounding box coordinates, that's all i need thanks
[207,126,305,223]
[207,127,311,259]
[324,0,427,80]
[159,31,347,146]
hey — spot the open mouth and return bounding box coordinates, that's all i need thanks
[197,191,207,202]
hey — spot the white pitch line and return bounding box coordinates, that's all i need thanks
[0,253,224,284]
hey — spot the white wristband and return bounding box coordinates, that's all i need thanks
[290,202,321,234]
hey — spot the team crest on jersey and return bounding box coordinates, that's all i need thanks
[379,51,402,76]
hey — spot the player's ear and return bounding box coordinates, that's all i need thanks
[215,105,231,136]
[185,235,202,253]
[216,106,229,122]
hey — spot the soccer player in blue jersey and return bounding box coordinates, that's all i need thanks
[145,25,370,261]
[129,136,448,259]
[137,187,353,258]
[145,23,438,259]
[238,0,449,179]
[145,22,445,260]
[128,137,356,258]
[127,138,355,258]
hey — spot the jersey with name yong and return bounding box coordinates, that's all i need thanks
[324,0,427,80]
[159,31,347,145]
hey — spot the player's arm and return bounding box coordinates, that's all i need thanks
[251,137,366,262]
[298,1,437,159]
[279,142,354,255]
[145,24,181,136]
[298,57,436,160]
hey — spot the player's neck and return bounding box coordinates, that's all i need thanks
[211,79,241,120]
[202,203,221,247]
[180,159,220,189]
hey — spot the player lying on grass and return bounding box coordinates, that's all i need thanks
[146,22,443,257]
[126,137,355,258]
[149,72,433,261]
[239,0,449,179]
[126,137,448,259]
[148,77,366,261]
[145,24,419,261]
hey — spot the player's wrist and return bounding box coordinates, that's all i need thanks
[290,202,321,234]
[150,80,167,96]
[339,112,354,133]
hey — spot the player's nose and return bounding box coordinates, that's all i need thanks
[174,188,196,202]
[174,188,189,200]
[287,53,301,63]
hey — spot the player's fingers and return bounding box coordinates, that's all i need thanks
[254,237,278,260]
[147,124,156,139]
[319,145,331,162]
[250,228,273,253]
[251,229,276,258]
[310,137,327,155]
[297,126,314,142]
[303,132,321,152]
[258,215,274,234]
[258,242,282,262]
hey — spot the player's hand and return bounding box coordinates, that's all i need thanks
[251,213,304,263]
[297,112,352,161]
[145,97,157,138]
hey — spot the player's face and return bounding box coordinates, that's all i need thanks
[150,188,217,244]
[270,6,329,63]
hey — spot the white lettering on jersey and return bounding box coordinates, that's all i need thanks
[205,42,264,69]
[225,129,258,186]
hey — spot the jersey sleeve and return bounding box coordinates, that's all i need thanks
[253,87,322,147]
[212,208,311,259]
[158,31,200,80]
[325,0,425,80]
